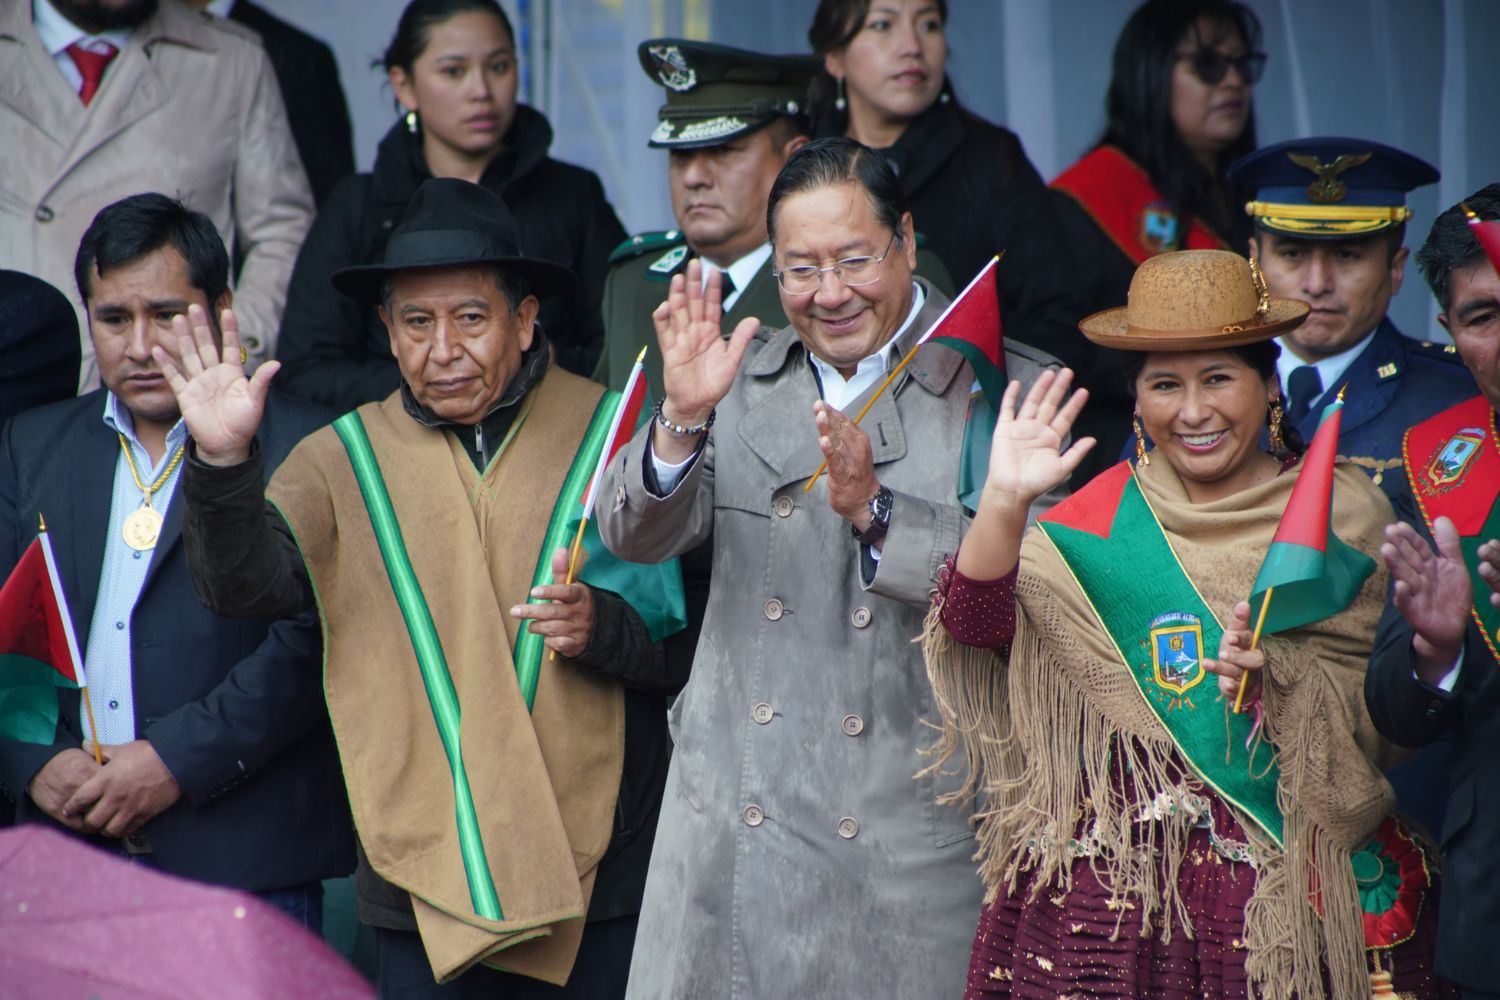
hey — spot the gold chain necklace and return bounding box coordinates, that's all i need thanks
[117,432,186,551]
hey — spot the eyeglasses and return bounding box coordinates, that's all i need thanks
[1180,48,1266,85]
[772,235,896,295]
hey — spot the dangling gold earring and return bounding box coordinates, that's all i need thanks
[1268,399,1286,455]
[405,110,419,134]
[834,77,846,112]
[1133,412,1150,467]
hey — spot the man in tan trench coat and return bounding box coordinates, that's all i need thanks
[596,137,1067,998]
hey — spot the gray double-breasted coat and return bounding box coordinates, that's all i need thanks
[597,281,1063,998]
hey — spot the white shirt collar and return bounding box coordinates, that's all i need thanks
[699,244,773,311]
[203,0,237,17]
[33,0,132,57]
[1275,327,1377,398]
[806,281,926,409]
[102,392,187,454]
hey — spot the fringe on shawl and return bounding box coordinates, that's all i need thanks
[921,580,1376,1000]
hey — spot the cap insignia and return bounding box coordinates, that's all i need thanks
[1287,151,1373,203]
[649,44,697,92]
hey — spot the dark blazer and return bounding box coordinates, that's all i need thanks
[1364,466,1500,991]
[0,389,353,892]
[1292,319,1476,488]
[227,0,354,207]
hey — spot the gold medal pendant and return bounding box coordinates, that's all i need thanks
[122,504,164,551]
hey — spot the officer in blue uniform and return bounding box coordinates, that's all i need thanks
[1229,137,1474,488]
[1230,138,1477,842]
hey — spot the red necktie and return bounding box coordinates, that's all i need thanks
[65,41,118,106]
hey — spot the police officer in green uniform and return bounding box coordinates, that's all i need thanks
[1231,137,1474,487]
[596,38,951,393]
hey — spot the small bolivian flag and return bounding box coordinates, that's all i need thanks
[1247,395,1375,634]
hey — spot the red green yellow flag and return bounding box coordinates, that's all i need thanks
[1247,397,1376,634]
[0,529,87,743]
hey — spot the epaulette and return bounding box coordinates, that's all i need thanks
[609,229,686,264]
[1412,339,1467,366]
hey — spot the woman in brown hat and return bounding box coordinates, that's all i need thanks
[923,250,1445,998]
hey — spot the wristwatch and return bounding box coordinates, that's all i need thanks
[852,485,893,546]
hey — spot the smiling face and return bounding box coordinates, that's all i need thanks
[1256,231,1405,360]
[773,180,918,377]
[825,0,947,141]
[87,244,228,437]
[1439,258,1500,409]
[390,10,518,172]
[669,127,805,267]
[1135,349,1280,504]
[380,264,538,425]
[1169,16,1253,167]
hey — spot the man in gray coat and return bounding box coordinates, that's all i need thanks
[596,137,1065,998]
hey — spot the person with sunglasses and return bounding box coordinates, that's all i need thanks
[593,137,1067,999]
[1052,0,1265,489]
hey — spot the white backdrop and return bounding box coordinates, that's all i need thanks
[257,0,1499,340]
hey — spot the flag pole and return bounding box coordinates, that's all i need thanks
[39,515,102,764]
[547,516,590,664]
[802,253,1004,494]
[1232,587,1273,714]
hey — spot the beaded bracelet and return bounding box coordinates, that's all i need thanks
[654,398,716,436]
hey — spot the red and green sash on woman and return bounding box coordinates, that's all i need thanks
[1403,394,1500,667]
[1053,146,1230,264]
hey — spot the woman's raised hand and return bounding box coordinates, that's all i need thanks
[983,368,1094,506]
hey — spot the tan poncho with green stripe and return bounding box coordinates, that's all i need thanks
[268,368,624,985]
[924,457,1403,1000]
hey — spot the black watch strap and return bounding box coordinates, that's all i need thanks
[852,485,893,545]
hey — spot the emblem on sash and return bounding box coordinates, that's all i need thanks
[1140,203,1179,253]
[1421,426,1485,493]
[1148,612,1206,699]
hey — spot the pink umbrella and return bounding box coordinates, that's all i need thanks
[0,825,373,999]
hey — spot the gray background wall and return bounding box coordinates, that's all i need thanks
[256,0,1499,340]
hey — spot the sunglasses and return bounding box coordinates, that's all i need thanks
[1181,48,1267,85]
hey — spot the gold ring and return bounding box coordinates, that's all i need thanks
[239,347,248,365]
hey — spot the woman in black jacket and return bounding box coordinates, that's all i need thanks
[275,0,625,410]
[808,0,1091,383]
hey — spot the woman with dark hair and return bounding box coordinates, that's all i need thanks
[274,0,625,411]
[808,0,1092,379]
[1052,0,1264,486]
[922,251,1445,999]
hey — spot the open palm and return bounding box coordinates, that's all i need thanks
[653,260,757,422]
[985,368,1094,502]
[1384,517,1473,657]
[153,305,276,466]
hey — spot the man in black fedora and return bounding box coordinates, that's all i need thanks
[163,177,679,997]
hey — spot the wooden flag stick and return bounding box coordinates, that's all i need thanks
[546,514,592,663]
[1232,586,1274,714]
[80,687,104,764]
[802,339,925,493]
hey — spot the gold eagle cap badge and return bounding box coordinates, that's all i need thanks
[1287,151,1373,203]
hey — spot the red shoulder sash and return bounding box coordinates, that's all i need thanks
[1403,394,1500,666]
[1052,146,1228,265]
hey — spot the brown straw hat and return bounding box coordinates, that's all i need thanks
[1078,249,1309,350]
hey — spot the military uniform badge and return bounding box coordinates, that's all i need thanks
[648,245,690,276]
[648,44,697,92]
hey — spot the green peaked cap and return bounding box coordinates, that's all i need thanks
[639,38,819,149]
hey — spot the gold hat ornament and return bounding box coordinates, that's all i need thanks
[1078,249,1309,351]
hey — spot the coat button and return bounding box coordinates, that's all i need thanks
[752,702,774,725]
[773,496,794,518]
[35,205,54,223]
[850,607,872,629]
[764,598,784,621]
[742,804,765,827]
[837,816,859,839]
[841,714,864,736]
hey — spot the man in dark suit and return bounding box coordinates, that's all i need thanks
[0,193,352,927]
[1365,186,1500,999]
[192,0,355,206]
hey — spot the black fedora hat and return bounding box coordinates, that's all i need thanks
[331,178,576,304]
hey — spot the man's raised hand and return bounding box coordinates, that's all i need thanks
[153,304,277,466]
[653,260,757,434]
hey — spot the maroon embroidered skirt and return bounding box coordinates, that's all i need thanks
[965,816,1450,999]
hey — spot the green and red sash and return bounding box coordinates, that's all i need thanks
[1052,146,1229,264]
[1037,462,1284,845]
[1402,394,1500,667]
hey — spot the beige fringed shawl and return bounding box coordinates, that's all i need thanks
[924,458,1401,1000]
